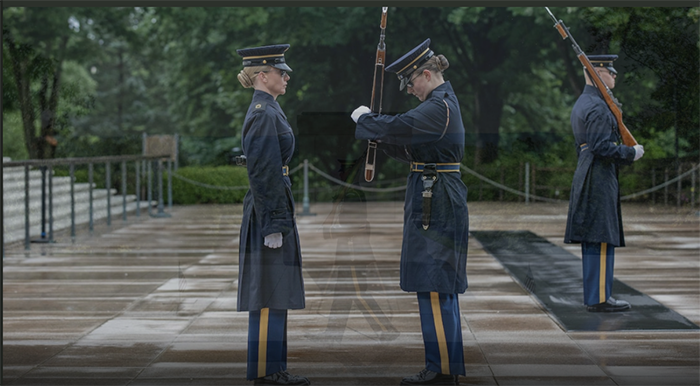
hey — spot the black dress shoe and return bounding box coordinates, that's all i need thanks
[400,368,459,385]
[587,297,631,312]
[253,370,310,385]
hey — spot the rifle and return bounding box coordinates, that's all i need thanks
[364,7,388,182]
[545,7,638,147]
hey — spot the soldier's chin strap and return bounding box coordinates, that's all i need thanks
[421,164,437,230]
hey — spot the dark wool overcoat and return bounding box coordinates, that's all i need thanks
[355,81,469,294]
[564,85,636,247]
[237,90,305,311]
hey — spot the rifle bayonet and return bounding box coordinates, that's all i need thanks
[364,6,388,182]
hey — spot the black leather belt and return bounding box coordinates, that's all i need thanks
[411,162,460,172]
[234,156,288,176]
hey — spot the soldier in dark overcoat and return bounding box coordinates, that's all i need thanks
[564,54,645,313]
[352,39,468,386]
[235,44,309,386]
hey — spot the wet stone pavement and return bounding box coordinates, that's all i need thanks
[2,201,699,385]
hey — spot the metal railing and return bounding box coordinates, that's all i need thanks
[3,154,172,251]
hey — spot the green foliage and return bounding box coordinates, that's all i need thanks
[3,6,698,204]
[168,166,249,204]
[179,136,240,167]
[2,111,29,160]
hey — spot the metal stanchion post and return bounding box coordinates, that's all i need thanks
[70,164,76,242]
[147,160,153,216]
[135,160,141,217]
[31,166,49,244]
[525,162,530,204]
[106,161,112,226]
[299,159,315,216]
[168,159,172,210]
[122,161,127,221]
[151,159,171,218]
[677,164,682,208]
[24,165,30,250]
[692,165,696,209]
[664,168,669,206]
[48,165,54,242]
[89,163,94,233]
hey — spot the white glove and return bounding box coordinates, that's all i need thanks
[633,144,645,161]
[351,105,371,123]
[264,232,283,249]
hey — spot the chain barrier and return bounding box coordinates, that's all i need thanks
[171,161,699,203]
[620,163,699,200]
[459,165,566,203]
[306,163,406,193]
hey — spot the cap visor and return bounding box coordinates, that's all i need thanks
[272,63,292,72]
[399,77,408,91]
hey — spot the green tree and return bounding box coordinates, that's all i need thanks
[2,7,136,160]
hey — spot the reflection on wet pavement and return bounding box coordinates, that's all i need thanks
[471,230,699,331]
[3,202,699,385]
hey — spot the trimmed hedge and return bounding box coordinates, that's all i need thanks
[169,166,249,204]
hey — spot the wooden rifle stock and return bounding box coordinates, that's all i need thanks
[364,7,388,182]
[545,7,638,147]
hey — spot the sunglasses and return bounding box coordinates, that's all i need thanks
[406,71,422,89]
[257,68,287,78]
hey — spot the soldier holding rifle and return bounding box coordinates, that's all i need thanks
[352,38,468,386]
[565,54,645,312]
[546,8,645,313]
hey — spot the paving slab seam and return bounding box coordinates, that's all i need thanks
[123,254,238,385]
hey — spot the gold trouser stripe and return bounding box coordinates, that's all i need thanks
[599,243,607,304]
[257,308,270,378]
[351,266,388,332]
[430,292,450,374]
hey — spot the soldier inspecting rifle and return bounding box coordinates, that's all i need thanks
[352,38,469,386]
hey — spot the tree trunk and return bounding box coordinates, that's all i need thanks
[473,84,503,165]
[6,34,39,159]
[38,37,67,160]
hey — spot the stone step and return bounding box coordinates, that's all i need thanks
[3,200,156,244]
[3,157,167,246]
[3,178,96,196]
[3,193,141,229]
[2,168,45,182]
[3,188,118,217]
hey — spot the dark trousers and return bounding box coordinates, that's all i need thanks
[247,308,288,380]
[417,292,466,375]
[581,242,616,306]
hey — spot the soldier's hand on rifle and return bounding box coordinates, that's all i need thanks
[633,144,645,161]
[264,232,283,249]
[351,105,371,123]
